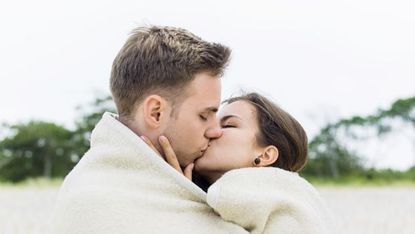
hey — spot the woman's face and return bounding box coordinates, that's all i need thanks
[194,100,264,182]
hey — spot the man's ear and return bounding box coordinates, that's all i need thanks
[142,95,170,128]
[260,145,279,166]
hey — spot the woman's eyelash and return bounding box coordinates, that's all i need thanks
[222,125,235,128]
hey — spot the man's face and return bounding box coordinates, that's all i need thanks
[163,72,222,167]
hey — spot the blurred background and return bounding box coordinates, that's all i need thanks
[1,0,414,233]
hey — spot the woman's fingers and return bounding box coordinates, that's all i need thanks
[143,135,193,181]
[158,135,182,173]
[141,135,163,158]
[183,163,194,181]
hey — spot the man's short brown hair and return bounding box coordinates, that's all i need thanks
[110,26,231,118]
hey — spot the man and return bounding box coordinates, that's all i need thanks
[52,26,248,233]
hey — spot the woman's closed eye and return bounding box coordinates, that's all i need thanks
[220,116,240,128]
[222,124,235,128]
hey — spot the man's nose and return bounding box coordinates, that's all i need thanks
[205,126,223,139]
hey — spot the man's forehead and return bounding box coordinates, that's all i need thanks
[185,72,222,107]
[188,92,221,112]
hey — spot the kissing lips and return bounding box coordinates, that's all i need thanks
[199,146,209,157]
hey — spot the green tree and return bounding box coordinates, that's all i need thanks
[303,124,364,178]
[378,97,415,124]
[303,95,415,178]
[0,121,76,182]
[71,95,116,157]
[0,95,116,182]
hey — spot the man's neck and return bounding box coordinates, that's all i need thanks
[118,115,142,136]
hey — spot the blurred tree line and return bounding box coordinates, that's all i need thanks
[0,96,115,182]
[302,96,415,181]
[1,95,414,183]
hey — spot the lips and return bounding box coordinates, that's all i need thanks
[200,146,209,155]
[202,145,209,152]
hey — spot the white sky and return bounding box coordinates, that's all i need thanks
[1,0,414,170]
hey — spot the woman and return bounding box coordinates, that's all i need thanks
[143,92,333,234]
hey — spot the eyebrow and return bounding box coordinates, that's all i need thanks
[202,107,219,113]
[220,115,242,123]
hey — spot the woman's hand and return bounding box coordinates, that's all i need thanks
[141,135,194,181]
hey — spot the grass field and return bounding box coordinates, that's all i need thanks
[1,181,414,234]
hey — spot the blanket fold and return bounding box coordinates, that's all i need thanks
[51,112,247,234]
[207,167,333,234]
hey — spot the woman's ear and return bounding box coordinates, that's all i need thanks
[143,95,169,128]
[259,145,279,166]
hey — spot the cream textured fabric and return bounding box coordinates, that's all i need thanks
[51,112,247,234]
[207,167,334,234]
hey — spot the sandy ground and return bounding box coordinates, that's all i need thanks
[0,185,414,234]
[318,186,415,234]
[0,186,57,234]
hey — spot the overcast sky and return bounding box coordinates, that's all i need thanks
[1,0,414,170]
